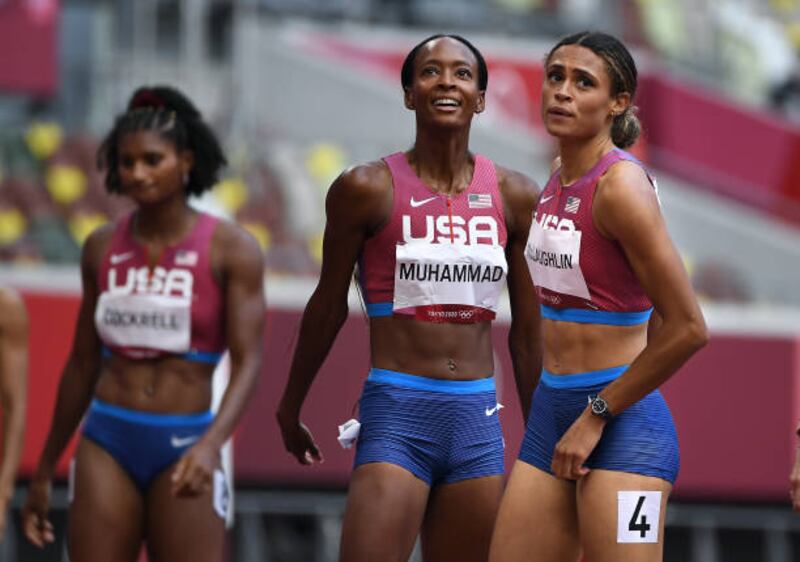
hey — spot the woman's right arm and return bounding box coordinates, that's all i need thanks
[276,163,390,465]
[22,227,109,547]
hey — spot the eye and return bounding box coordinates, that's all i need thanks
[144,152,163,166]
[421,66,438,76]
[576,76,595,89]
[119,155,134,169]
[547,70,564,83]
[456,68,473,79]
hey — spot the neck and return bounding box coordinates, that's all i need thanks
[133,196,195,246]
[558,134,615,186]
[409,124,474,195]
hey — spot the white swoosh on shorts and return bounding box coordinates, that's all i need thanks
[170,434,200,448]
[485,404,505,416]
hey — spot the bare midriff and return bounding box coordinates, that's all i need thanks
[543,318,646,375]
[369,316,494,381]
[94,355,216,414]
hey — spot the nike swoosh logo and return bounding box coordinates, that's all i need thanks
[540,194,555,204]
[170,435,200,448]
[410,196,437,208]
[485,404,505,416]
[110,251,134,265]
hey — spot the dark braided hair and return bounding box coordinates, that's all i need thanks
[97,86,227,196]
[401,34,488,92]
[546,31,640,149]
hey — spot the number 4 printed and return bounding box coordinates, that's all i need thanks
[617,491,662,543]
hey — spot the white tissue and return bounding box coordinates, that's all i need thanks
[337,418,361,449]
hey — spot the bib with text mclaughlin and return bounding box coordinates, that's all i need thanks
[525,218,590,301]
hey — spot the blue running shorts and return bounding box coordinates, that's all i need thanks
[82,399,214,491]
[518,366,680,483]
[354,368,505,486]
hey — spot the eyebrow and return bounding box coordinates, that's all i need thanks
[547,62,599,80]
[420,58,475,68]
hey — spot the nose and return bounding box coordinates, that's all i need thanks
[553,80,572,102]
[437,68,456,88]
[131,161,150,184]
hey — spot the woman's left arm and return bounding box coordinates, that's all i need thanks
[552,161,708,480]
[172,223,265,496]
[592,162,708,412]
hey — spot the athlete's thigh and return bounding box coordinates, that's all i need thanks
[489,461,581,562]
[340,462,430,562]
[421,474,503,562]
[577,469,671,562]
[68,438,145,562]
[144,465,226,562]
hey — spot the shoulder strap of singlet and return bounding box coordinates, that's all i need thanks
[383,152,409,180]
[192,212,219,247]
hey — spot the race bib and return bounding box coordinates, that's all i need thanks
[393,242,507,314]
[525,219,590,301]
[95,292,191,353]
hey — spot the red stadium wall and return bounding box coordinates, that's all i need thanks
[0,0,59,95]
[18,292,800,502]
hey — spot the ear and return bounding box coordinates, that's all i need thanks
[403,87,415,110]
[609,91,631,119]
[475,90,486,114]
[179,149,194,177]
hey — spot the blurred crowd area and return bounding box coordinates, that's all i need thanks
[1,0,799,307]
[0,116,326,276]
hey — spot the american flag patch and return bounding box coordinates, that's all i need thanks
[175,250,198,267]
[565,196,581,214]
[468,193,492,209]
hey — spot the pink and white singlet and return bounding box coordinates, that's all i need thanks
[525,148,655,326]
[94,212,226,363]
[358,152,508,324]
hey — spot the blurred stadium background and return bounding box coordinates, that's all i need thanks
[1,0,800,560]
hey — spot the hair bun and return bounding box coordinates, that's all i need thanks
[611,106,641,149]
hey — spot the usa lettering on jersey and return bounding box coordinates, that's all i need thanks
[402,215,500,246]
[108,266,194,298]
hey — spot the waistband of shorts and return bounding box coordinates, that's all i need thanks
[540,305,652,326]
[367,368,495,394]
[89,399,214,425]
[540,365,628,389]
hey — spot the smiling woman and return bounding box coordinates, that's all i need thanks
[276,34,542,562]
[21,86,266,562]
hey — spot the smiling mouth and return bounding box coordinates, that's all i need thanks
[432,98,461,108]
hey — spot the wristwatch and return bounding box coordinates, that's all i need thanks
[588,394,614,420]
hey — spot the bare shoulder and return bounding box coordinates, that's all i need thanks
[212,217,264,268]
[596,159,655,204]
[495,164,541,206]
[330,160,392,201]
[595,160,661,239]
[81,222,116,269]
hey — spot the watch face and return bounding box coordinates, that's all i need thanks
[591,397,608,415]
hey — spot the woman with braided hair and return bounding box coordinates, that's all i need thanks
[490,31,707,562]
[22,86,265,561]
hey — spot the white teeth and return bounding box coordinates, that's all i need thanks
[433,98,459,106]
